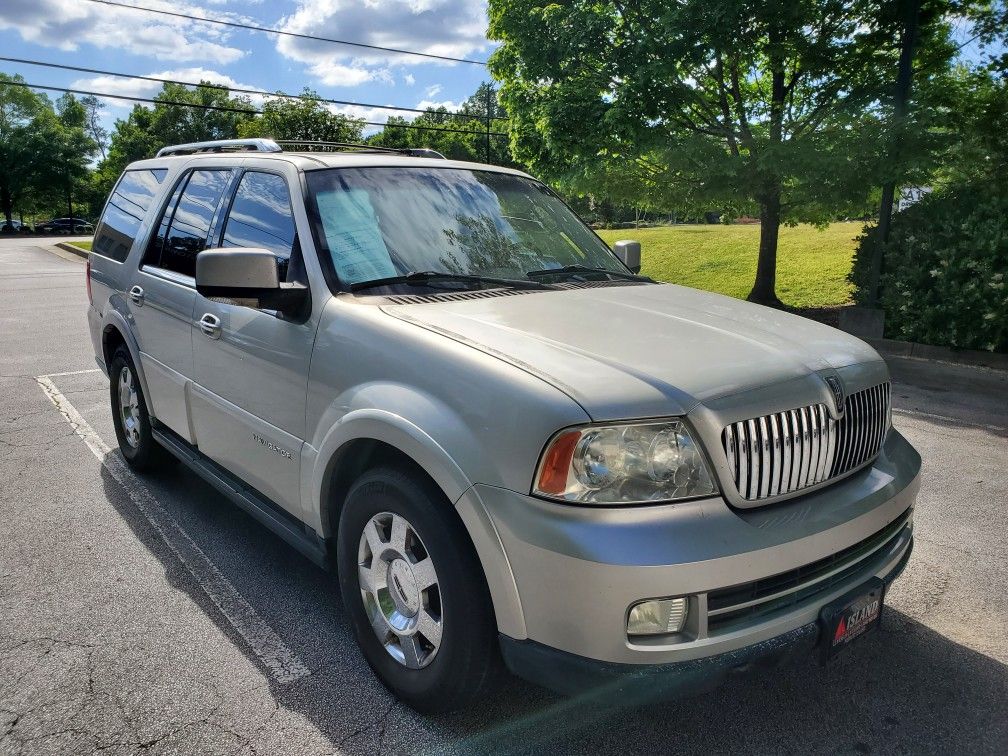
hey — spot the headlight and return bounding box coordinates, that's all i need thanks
[533,419,717,504]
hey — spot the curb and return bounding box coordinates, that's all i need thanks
[55,242,89,260]
[868,337,1008,372]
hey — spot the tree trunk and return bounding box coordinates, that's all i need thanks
[747,189,784,307]
[747,28,786,309]
[867,0,921,306]
[1,183,12,229]
[66,179,73,220]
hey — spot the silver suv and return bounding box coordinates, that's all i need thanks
[87,138,920,711]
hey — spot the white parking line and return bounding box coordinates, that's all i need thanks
[35,373,311,685]
[43,368,101,378]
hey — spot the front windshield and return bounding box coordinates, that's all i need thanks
[305,167,627,288]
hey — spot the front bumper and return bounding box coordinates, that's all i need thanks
[473,429,920,673]
[499,536,912,696]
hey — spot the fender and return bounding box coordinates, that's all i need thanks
[306,408,473,531]
[304,408,527,639]
[101,304,155,420]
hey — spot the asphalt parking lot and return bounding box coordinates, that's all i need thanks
[1,236,1006,755]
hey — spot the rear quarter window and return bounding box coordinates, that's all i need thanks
[92,169,168,262]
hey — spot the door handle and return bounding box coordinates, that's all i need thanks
[198,313,222,339]
[129,285,144,306]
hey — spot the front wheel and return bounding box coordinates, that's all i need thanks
[337,465,500,712]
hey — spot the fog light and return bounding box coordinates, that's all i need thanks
[627,597,688,636]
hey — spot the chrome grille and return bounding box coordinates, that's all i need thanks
[722,382,891,501]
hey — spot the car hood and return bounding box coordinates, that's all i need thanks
[380,283,883,420]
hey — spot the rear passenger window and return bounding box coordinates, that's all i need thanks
[147,169,230,277]
[92,169,167,262]
[222,172,296,260]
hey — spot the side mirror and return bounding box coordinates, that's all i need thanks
[613,239,642,274]
[195,247,308,315]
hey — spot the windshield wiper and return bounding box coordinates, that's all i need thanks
[526,265,651,282]
[350,270,553,293]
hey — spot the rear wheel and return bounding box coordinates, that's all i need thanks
[337,465,499,712]
[108,346,171,471]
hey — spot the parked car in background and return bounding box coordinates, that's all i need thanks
[87,138,920,712]
[36,217,94,234]
[0,219,30,233]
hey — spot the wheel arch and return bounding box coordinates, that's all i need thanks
[311,414,526,639]
[100,313,155,418]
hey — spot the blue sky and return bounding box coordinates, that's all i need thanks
[0,0,497,137]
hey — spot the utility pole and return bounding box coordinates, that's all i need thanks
[867,0,922,307]
[484,85,492,164]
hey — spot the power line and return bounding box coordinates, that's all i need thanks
[80,0,489,66]
[8,81,508,138]
[0,56,489,123]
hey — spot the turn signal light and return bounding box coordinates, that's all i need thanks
[535,430,581,495]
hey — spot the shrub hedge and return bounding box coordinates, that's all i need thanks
[850,181,1008,352]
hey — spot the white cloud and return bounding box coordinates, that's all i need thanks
[424,84,443,98]
[403,73,416,86]
[0,0,246,64]
[415,99,462,112]
[276,0,492,88]
[71,68,264,109]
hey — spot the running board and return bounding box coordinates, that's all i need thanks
[151,423,330,569]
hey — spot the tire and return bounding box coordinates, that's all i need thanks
[108,346,172,471]
[337,465,500,712]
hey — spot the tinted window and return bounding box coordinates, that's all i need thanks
[158,170,230,277]
[92,169,167,262]
[143,177,187,269]
[222,172,296,260]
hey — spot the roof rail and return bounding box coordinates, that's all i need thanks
[274,140,446,159]
[156,138,281,157]
[155,138,446,160]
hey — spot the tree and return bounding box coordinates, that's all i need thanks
[369,82,513,165]
[0,74,48,228]
[238,89,364,143]
[0,79,96,226]
[96,82,256,206]
[80,95,109,160]
[42,94,98,218]
[488,0,953,305]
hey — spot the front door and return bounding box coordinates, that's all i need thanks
[189,169,316,516]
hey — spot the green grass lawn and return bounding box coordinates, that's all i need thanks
[596,222,864,309]
[68,240,92,251]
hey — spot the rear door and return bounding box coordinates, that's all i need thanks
[190,167,317,515]
[130,167,233,441]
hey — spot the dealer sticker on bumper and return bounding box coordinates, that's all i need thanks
[819,578,884,662]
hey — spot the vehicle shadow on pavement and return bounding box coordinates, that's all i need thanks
[98,460,1008,756]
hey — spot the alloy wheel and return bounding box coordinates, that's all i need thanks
[117,365,141,449]
[357,511,443,669]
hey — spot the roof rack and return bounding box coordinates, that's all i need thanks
[156,138,282,157]
[155,138,446,159]
[274,140,445,159]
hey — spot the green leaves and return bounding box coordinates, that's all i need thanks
[488,0,910,222]
[851,180,1008,352]
[238,89,364,143]
[0,75,97,224]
